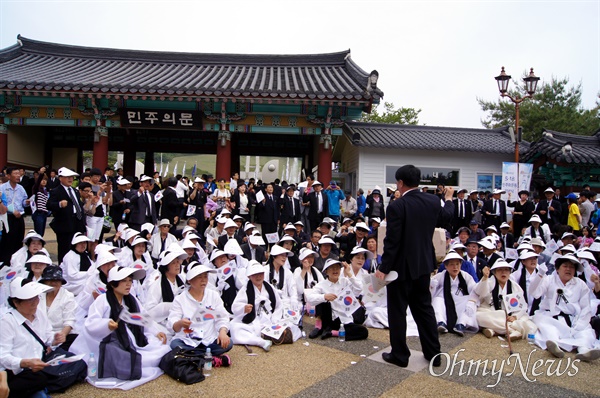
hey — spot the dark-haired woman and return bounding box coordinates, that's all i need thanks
[31,167,50,237]
[71,266,169,390]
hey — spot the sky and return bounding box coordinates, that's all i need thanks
[1,0,598,129]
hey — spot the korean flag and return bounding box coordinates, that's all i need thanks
[503,292,526,313]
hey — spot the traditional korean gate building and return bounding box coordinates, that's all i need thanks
[0,36,382,184]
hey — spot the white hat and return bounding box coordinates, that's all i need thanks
[244,223,257,232]
[117,223,129,233]
[443,251,464,263]
[312,180,322,186]
[25,254,52,265]
[500,222,510,229]
[529,214,542,223]
[555,254,583,272]
[451,242,466,251]
[322,217,336,225]
[561,232,576,240]
[182,226,198,235]
[490,260,513,271]
[349,246,373,260]
[370,217,381,224]
[220,209,232,216]
[318,236,336,245]
[355,222,369,231]
[194,177,205,183]
[560,244,576,253]
[284,224,296,231]
[158,219,172,227]
[95,251,118,268]
[470,190,479,195]
[10,277,52,299]
[58,167,79,177]
[71,232,91,245]
[298,248,317,261]
[224,239,244,256]
[210,249,227,263]
[519,251,539,260]
[141,223,155,234]
[342,217,353,224]
[246,260,266,277]
[107,266,145,282]
[95,243,120,254]
[590,241,600,252]
[23,230,45,244]
[122,228,140,242]
[279,235,296,243]
[530,237,546,248]
[158,243,188,266]
[270,244,292,257]
[294,221,304,227]
[544,187,555,193]
[323,258,342,272]
[492,189,505,195]
[130,236,148,247]
[139,175,152,182]
[516,243,534,252]
[216,216,227,224]
[485,225,498,233]
[116,178,131,185]
[181,238,198,250]
[477,239,496,250]
[186,262,216,281]
[233,215,245,222]
[576,250,597,263]
[224,219,238,229]
[249,234,266,246]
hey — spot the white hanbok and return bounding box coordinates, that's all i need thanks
[60,249,93,296]
[430,270,478,332]
[306,275,363,324]
[264,264,300,310]
[39,287,77,334]
[293,266,324,304]
[70,294,170,390]
[145,275,185,327]
[149,232,178,260]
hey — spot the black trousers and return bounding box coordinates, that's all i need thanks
[317,302,368,341]
[56,231,76,264]
[0,214,25,264]
[386,274,440,363]
[6,368,48,397]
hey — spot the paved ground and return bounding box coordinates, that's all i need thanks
[26,220,599,397]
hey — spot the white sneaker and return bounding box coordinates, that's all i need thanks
[546,340,564,358]
[482,328,495,338]
[263,340,273,352]
[575,349,600,362]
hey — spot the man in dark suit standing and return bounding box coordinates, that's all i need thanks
[452,188,472,234]
[129,174,158,232]
[47,167,87,262]
[278,185,301,233]
[376,165,454,368]
[256,183,279,241]
[536,187,562,228]
[47,169,61,190]
[304,181,328,232]
[160,177,181,228]
[240,234,267,263]
[482,189,507,230]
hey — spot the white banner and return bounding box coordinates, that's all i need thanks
[501,162,533,200]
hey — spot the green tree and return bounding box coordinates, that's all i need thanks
[361,102,421,125]
[478,76,600,142]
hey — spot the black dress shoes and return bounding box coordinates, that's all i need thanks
[309,328,322,339]
[382,352,408,367]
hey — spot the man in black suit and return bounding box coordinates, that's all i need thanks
[47,167,87,262]
[278,185,301,233]
[160,177,181,227]
[129,174,158,232]
[464,238,488,281]
[109,177,132,232]
[452,188,472,234]
[536,187,562,227]
[47,169,61,190]
[304,181,328,232]
[256,183,279,241]
[218,219,244,250]
[338,221,370,261]
[376,165,454,368]
[240,234,267,263]
[477,238,502,279]
[482,189,507,230]
[498,222,515,253]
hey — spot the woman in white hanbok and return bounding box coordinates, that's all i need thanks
[60,232,93,296]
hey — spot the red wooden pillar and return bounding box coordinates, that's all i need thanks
[317,135,332,185]
[216,131,231,180]
[0,125,7,168]
[92,126,109,170]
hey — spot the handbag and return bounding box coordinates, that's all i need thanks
[98,331,142,381]
[102,216,113,233]
[22,324,87,393]
[261,327,293,345]
[159,347,206,385]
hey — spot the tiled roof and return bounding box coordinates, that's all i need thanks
[0,36,373,102]
[343,122,529,154]
[523,129,600,164]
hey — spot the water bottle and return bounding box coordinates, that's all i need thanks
[88,352,97,382]
[309,307,315,319]
[204,348,212,376]
[527,333,535,344]
[122,212,127,221]
[339,324,346,342]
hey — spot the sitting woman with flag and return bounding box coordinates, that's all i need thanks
[306,258,368,341]
[71,266,170,390]
[167,262,232,366]
[474,259,536,341]
[509,250,546,316]
[530,254,600,362]
[430,251,478,337]
[209,249,243,315]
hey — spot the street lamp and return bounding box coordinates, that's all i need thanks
[494,67,540,163]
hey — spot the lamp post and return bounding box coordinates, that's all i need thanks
[494,67,540,163]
